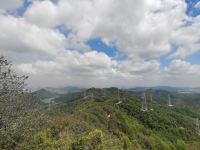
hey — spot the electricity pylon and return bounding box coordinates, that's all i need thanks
[82,90,88,99]
[196,118,200,136]
[91,92,94,100]
[84,91,86,97]
[103,89,106,97]
[141,92,148,111]
[150,94,154,111]
[168,94,173,107]
[115,88,122,105]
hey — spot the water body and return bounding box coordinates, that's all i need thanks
[42,97,58,104]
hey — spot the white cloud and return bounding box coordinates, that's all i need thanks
[0,0,23,12]
[163,59,200,87]
[165,59,200,75]
[16,63,37,74]
[16,50,162,88]
[24,0,187,58]
[1,0,200,88]
[170,15,200,59]
[16,51,119,88]
[25,0,58,27]
[0,14,67,61]
[118,59,160,74]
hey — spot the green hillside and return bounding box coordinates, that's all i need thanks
[14,88,200,150]
[34,88,58,99]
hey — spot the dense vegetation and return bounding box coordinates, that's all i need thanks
[4,88,200,149]
[1,56,200,149]
[0,56,43,149]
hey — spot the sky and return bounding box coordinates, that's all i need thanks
[0,0,200,89]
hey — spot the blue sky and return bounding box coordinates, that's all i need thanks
[86,38,117,57]
[8,0,31,16]
[186,0,200,16]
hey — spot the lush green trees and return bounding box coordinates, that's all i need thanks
[0,56,42,148]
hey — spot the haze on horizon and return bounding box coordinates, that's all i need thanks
[1,0,200,89]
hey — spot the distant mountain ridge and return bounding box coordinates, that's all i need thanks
[34,86,86,104]
[129,86,200,93]
[33,88,58,99]
[27,87,200,149]
[34,86,200,100]
[45,86,85,94]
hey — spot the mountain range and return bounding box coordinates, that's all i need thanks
[22,87,200,149]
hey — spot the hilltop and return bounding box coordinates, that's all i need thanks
[19,88,200,149]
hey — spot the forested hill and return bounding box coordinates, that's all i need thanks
[17,88,200,149]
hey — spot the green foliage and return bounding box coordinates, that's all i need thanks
[176,140,186,150]
[2,87,200,149]
[34,88,58,100]
[69,129,103,150]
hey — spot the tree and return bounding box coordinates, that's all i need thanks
[0,56,42,148]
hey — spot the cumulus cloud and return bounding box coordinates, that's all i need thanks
[163,59,200,87]
[15,50,163,89]
[1,0,200,88]
[0,14,77,62]
[118,59,160,74]
[24,0,188,58]
[170,16,200,59]
[0,0,24,12]
[0,11,91,62]
[25,0,58,27]
[15,51,121,88]
[165,59,200,75]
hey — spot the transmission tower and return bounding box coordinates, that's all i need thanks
[48,103,51,111]
[115,88,122,105]
[103,89,106,97]
[196,118,200,136]
[118,89,120,101]
[91,92,94,100]
[150,94,154,111]
[84,91,86,97]
[168,94,173,107]
[141,92,148,111]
